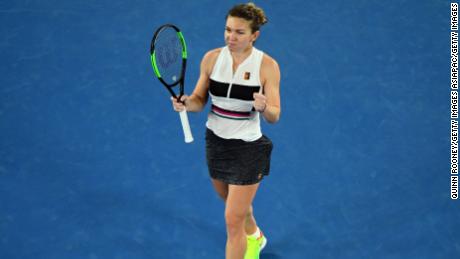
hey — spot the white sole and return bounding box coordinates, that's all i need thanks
[260,236,267,251]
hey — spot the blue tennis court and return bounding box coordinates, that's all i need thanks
[0,0,457,258]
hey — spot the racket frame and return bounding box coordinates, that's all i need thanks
[150,24,193,143]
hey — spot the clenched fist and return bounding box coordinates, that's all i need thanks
[253,92,267,113]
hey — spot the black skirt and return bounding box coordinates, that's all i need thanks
[206,128,273,185]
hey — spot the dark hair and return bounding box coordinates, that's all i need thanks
[227,2,268,33]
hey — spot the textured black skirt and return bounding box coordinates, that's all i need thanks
[206,128,273,185]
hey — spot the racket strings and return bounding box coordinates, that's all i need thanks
[154,28,183,85]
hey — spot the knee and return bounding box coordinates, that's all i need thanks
[225,210,246,236]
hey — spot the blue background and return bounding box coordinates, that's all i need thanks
[0,0,457,258]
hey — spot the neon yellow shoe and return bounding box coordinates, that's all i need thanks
[244,235,260,259]
[244,230,267,259]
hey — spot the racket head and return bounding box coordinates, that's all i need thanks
[150,24,187,98]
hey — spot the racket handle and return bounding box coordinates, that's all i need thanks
[179,110,194,143]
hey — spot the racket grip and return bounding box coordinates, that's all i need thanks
[179,110,194,143]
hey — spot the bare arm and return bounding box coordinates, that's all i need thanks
[172,49,220,112]
[254,54,281,123]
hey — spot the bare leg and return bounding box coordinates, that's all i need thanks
[211,179,258,235]
[245,205,257,235]
[225,183,260,259]
[211,178,229,200]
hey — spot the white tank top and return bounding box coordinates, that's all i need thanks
[206,46,264,141]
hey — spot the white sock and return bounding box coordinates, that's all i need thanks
[248,227,261,238]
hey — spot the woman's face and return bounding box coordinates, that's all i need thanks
[225,16,259,52]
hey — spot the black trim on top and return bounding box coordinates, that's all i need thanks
[229,84,260,101]
[209,79,261,101]
[209,79,229,97]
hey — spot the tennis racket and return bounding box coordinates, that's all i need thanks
[150,24,193,143]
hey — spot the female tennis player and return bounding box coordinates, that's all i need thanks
[171,2,280,258]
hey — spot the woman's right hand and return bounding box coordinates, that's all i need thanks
[171,95,188,112]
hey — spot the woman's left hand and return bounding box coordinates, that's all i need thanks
[253,92,267,112]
